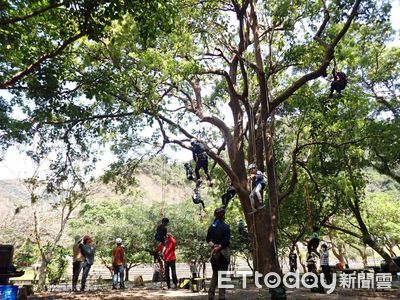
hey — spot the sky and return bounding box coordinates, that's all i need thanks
[0,2,399,180]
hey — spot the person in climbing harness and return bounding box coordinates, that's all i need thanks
[206,207,230,300]
[184,162,195,181]
[329,69,347,97]
[191,138,213,187]
[221,181,236,208]
[248,163,265,213]
[192,187,205,210]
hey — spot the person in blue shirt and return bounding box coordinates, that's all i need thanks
[248,164,265,213]
[206,207,230,300]
[191,139,213,187]
[80,235,96,292]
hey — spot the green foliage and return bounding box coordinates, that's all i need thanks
[14,240,38,268]
[46,245,69,285]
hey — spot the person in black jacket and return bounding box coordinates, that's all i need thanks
[206,207,230,300]
[191,139,213,187]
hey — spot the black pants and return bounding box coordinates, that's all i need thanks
[164,260,178,289]
[330,81,346,96]
[72,261,83,290]
[195,158,211,181]
[321,265,332,284]
[81,261,92,290]
[221,190,235,207]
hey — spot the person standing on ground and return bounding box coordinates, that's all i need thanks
[155,218,169,253]
[80,235,96,292]
[112,238,125,289]
[320,244,332,284]
[206,207,230,300]
[72,235,84,292]
[158,234,178,289]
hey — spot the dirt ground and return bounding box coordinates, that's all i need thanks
[28,286,400,300]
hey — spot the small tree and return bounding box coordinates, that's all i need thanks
[26,173,89,291]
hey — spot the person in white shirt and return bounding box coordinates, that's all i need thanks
[320,244,332,284]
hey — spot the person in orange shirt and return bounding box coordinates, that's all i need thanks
[112,238,125,289]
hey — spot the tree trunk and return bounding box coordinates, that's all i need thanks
[37,258,48,292]
[245,207,280,275]
[346,161,400,272]
[296,244,307,273]
[125,265,129,281]
[363,236,400,272]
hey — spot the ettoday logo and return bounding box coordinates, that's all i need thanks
[218,271,393,293]
[218,271,337,294]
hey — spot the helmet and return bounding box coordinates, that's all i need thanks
[214,207,226,219]
[116,238,122,244]
[247,163,256,171]
[162,217,169,225]
[190,138,197,145]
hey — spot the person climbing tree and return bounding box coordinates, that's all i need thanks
[221,181,236,208]
[248,163,266,213]
[329,68,347,97]
[184,162,195,181]
[192,188,205,210]
[206,207,230,300]
[190,138,213,187]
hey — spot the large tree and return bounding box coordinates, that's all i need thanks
[2,0,398,278]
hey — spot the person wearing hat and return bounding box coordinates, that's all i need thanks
[206,207,230,300]
[72,235,84,292]
[80,235,96,292]
[112,238,126,289]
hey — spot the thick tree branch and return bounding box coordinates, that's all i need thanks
[270,0,362,111]
[322,223,362,239]
[1,30,88,89]
[0,2,64,25]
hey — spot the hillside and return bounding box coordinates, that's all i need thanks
[0,163,195,219]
